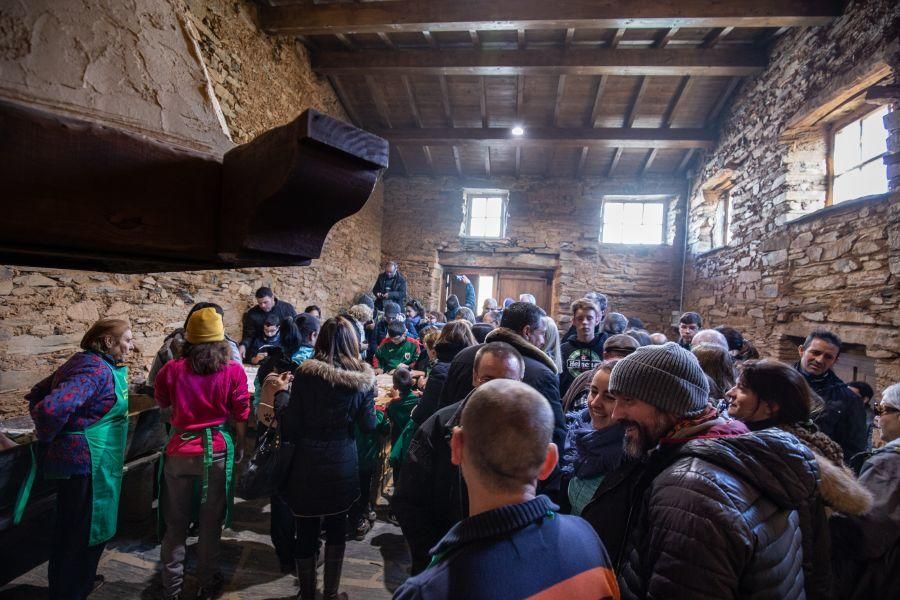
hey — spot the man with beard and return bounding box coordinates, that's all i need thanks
[581,343,819,598]
[795,330,868,462]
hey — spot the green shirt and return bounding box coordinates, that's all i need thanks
[374,338,419,371]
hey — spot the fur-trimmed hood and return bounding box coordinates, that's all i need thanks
[484,327,558,373]
[811,449,873,515]
[297,359,376,392]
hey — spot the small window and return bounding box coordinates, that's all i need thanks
[601,198,666,245]
[831,106,888,204]
[462,190,508,238]
[711,190,732,249]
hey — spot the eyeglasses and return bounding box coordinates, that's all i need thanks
[875,404,899,416]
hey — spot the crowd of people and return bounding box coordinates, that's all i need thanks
[18,259,899,600]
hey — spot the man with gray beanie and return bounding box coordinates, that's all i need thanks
[581,342,820,599]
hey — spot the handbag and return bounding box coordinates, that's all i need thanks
[237,425,294,500]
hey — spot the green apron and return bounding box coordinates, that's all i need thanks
[156,423,235,538]
[13,360,129,548]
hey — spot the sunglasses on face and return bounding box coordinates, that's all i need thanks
[875,404,899,416]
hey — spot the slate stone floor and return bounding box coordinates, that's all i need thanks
[0,497,411,599]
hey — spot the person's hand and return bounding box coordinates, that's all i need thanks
[239,345,247,359]
[264,371,293,393]
[460,275,470,284]
[234,446,245,464]
[250,352,267,365]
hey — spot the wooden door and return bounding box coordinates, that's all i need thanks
[496,270,553,312]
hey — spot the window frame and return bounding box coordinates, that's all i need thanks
[460,188,509,239]
[826,104,889,207]
[599,195,670,246]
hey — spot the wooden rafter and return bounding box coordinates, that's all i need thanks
[517,28,526,49]
[641,148,658,174]
[609,28,626,49]
[624,76,648,128]
[334,33,355,50]
[439,75,453,126]
[701,26,735,48]
[552,75,567,127]
[312,47,768,77]
[655,27,679,48]
[515,146,522,177]
[365,75,393,128]
[575,146,590,178]
[327,75,364,126]
[452,145,463,176]
[485,147,491,177]
[607,147,624,176]
[662,76,694,127]
[677,147,697,172]
[422,30,438,48]
[469,30,480,48]
[392,146,409,175]
[708,76,742,124]
[565,28,575,49]
[422,145,434,172]
[480,76,488,128]
[376,32,396,50]
[260,1,842,35]
[401,75,422,128]
[516,75,525,121]
[372,127,716,148]
[588,75,609,127]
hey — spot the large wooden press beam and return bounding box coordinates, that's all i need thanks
[0,100,388,273]
[375,127,716,149]
[260,0,842,35]
[313,47,766,77]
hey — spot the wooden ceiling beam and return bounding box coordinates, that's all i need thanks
[655,27,679,48]
[564,28,575,49]
[701,26,735,48]
[625,76,648,128]
[327,75,363,126]
[641,148,658,175]
[588,74,609,127]
[707,76,742,125]
[376,32,396,50]
[313,47,766,76]
[423,145,434,173]
[662,75,694,127]
[452,145,463,176]
[334,33,355,50]
[373,127,716,148]
[517,28,526,49]
[677,147,697,172]
[366,75,394,129]
[609,28,626,49]
[422,30,438,48]
[439,75,454,126]
[260,1,841,35]
[575,146,590,178]
[485,147,492,177]
[480,76,488,128]
[515,146,522,177]
[552,74,567,127]
[516,75,525,121]
[401,75,423,128]
[607,147,623,177]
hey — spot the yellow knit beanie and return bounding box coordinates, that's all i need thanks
[186,307,225,344]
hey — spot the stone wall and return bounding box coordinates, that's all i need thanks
[685,0,900,391]
[382,176,686,333]
[0,0,384,415]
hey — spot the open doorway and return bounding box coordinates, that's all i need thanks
[441,267,554,314]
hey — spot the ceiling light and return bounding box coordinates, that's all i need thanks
[511,126,524,136]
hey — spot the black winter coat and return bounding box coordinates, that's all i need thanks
[372,272,407,311]
[797,366,868,462]
[411,341,468,425]
[606,429,818,600]
[240,299,296,353]
[279,359,377,517]
[437,327,566,462]
[393,395,469,575]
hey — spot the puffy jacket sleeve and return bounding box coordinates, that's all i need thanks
[463,282,476,311]
[640,465,753,599]
[355,387,378,433]
[831,451,900,559]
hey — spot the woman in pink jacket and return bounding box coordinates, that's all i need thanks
[154,307,250,600]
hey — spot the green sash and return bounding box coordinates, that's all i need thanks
[157,423,235,538]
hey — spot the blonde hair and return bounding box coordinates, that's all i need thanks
[348,303,373,323]
[80,318,130,354]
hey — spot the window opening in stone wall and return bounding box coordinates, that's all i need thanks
[461,189,508,238]
[830,105,889,204]
[600,197,666,245]
[712,190,731,249]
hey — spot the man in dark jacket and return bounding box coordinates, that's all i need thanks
[795,329,868,462]
[372,261,407,312]
[559,297,608,397]
[239,287,296,362]
[444,275,476,321]
[393,379,619,600]
[393,342,525,575]
[582,343,818,599]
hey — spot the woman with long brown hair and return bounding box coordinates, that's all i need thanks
[277,316,378,600]
[154,307,250,600]
[726,359,872,599]
[23,318,134,599]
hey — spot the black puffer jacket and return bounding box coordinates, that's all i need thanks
[279,359,377,517]
[411,341,468,425]
[616,429,818,600]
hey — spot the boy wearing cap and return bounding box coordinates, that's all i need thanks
[394,379,619,600]
[374,320,421,373]
[581,342,819,598]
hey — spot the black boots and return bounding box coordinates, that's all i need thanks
[295,557,317,600]
[323,544,348,600]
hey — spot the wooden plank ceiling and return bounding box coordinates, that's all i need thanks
[259,0,843,178]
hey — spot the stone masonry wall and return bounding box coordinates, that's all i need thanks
[382,176,686,333]
[685,0,900,391]
[0,0,384,415]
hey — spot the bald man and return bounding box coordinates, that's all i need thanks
[394,380,619,600]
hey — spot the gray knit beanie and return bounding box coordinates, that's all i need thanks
[608,342,710,417]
